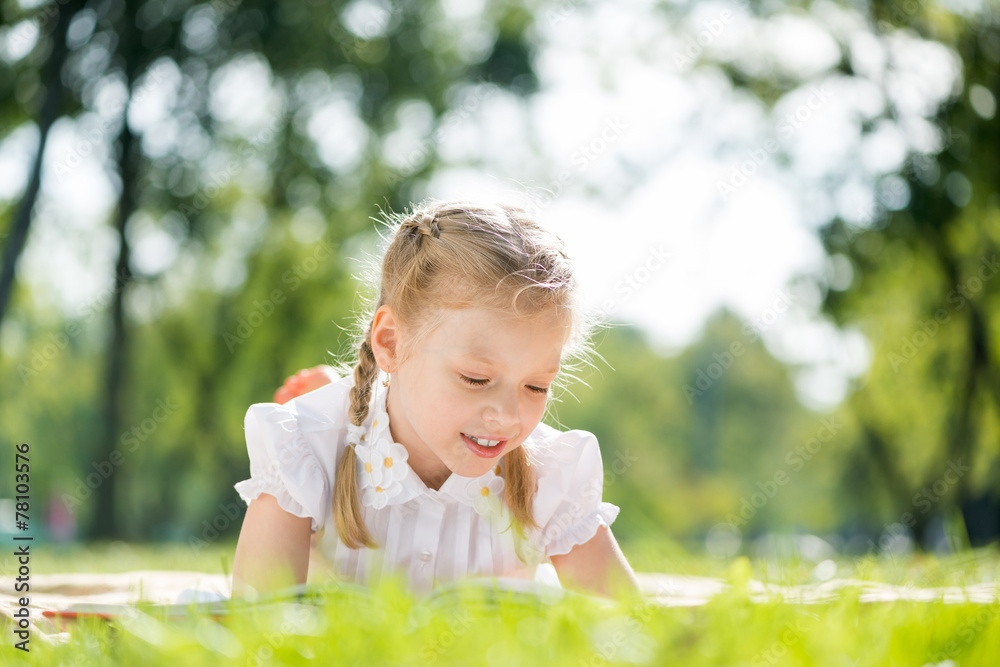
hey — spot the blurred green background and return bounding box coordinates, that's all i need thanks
[0,0,998,572]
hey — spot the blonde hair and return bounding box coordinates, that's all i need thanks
[332,200,588,552]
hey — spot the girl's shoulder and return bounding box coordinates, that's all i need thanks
[242,372,357,478]
[527,420,602,454]
[523,421,620,555]
[246,372,354,432]
[237,373,356,533]
[524,421,606,487]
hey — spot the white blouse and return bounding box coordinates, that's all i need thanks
[234,371,619,595]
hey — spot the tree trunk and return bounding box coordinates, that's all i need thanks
[0,0,86,326]
[88,0,144,540]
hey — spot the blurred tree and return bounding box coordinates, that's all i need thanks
[0,0,539,540]
[818,4,1000,545]
[553,312,844,547]
[653,0,999,548]
[693,0,1000,545]
[5,0,997,554]
[0,0,86,325]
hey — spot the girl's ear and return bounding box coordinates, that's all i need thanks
[370,304,400,372]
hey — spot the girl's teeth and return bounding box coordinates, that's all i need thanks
[468,435,500,447]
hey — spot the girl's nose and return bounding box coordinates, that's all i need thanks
[483,390,519,432]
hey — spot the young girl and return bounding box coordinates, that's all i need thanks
[231,200,640,601]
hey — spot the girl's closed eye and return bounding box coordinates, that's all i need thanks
[460,374,549,394]
[461,374,490,387]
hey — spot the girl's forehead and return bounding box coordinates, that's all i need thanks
[434,306,568,335]
[422,307,569,362]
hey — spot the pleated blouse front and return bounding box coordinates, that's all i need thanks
[234,373,620,595]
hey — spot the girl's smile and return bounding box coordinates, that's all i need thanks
[372,305,570,490]
[460,432,508,458]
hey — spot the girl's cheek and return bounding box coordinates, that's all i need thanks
[528,399,548,424]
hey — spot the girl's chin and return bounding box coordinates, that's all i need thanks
[451,462,497,478]
[450,454,505,478]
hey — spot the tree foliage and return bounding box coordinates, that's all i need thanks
[1,0,997,555]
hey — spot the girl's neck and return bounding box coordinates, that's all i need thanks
[403,450,452,491]
[384,388,452,492]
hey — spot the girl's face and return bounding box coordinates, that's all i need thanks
[376,306,569,490]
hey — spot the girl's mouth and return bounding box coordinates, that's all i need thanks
[462,433,507,458]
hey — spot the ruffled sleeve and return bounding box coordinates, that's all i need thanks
[530,426,621,558]
[233,402,332,534]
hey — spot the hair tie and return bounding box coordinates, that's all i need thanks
[346,423,366,450]
[404,210,441,241]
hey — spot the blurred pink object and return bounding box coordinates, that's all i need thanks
[273,365,336,404]
[48,492,77,542]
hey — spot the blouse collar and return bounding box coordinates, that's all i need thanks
[352,370,507,520]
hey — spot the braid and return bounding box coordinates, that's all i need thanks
[502,444,539,552]
[332,330,380,549]
[349,337,380,427]
[399,210,441,245]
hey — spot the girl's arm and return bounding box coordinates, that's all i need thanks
[549,525,643,601]
[232,492,312,598]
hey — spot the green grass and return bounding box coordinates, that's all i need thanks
[4,542,999,666]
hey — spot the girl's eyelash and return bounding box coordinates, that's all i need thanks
[461,375,549,395]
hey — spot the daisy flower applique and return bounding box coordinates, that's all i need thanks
[346,422,367,448]
[356,433,410,509]
[466,468,506,523]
